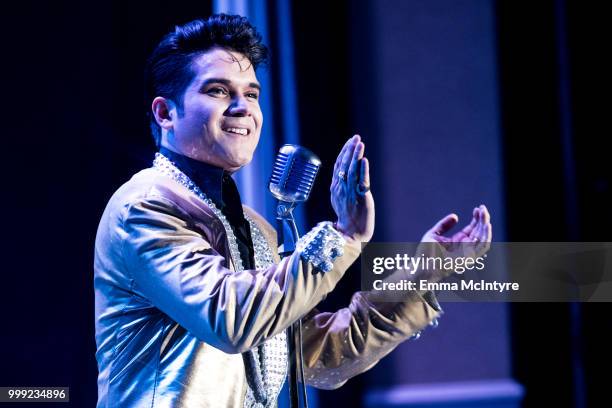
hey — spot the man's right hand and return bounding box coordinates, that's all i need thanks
[418,205,493,282]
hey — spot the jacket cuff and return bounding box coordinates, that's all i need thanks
[296,221,347,273]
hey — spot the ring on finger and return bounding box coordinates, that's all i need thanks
[338,170,347,181]
[356,182,370,196]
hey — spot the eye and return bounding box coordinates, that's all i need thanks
[206,87,229,96]
[246,91,259,100]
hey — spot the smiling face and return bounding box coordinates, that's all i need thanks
[157,47,263,172]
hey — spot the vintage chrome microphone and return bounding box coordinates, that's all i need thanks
[268,144,321,408]
[269,144,321,255]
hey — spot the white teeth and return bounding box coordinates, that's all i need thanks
[224,127,248,135]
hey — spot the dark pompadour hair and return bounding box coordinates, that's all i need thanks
[144,14,269,147]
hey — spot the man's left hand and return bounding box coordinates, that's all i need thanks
[331,135,375,242]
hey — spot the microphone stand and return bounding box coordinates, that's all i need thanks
[276,201,308,408]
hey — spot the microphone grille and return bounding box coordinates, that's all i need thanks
[269,145,321,203]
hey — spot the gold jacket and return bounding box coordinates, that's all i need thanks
[94,167,441,407]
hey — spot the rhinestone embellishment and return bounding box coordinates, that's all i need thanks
[296,221,346,272]
[152,153,287,408]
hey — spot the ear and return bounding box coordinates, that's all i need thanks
[151,97,176,130]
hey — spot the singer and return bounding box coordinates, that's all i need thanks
[94,14,492,408]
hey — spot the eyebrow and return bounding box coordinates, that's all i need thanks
[200,78,261,91]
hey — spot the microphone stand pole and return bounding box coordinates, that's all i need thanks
[276,201,307,408]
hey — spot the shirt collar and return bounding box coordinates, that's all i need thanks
[159,147,230,208]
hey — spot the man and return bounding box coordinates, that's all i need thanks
[94,14,492,407]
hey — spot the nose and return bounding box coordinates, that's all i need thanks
[227,95,250,117]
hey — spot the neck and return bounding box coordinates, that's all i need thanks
[159,142,241,173]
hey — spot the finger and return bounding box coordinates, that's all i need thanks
[431,213,459,235]
[475,207,491,243]
[334,137,354,173]
[334,136,355,170]
[485,222,492,242]
[348,141,364,183]
[477,206,492,242]
[472,207,485,239]
[480,204,490,224]
[477,223,492,254]
[459,210,478,243]
[360,157,370,187]
[474,205,489,239]
[462,207,479,236]
[340,135,360,172]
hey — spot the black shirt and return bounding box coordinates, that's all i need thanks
[159,147,256,269]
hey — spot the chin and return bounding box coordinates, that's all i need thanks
[226,154,254,170]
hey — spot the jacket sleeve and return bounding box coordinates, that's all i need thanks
[301,284,442,389]
[120,195,361,354]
